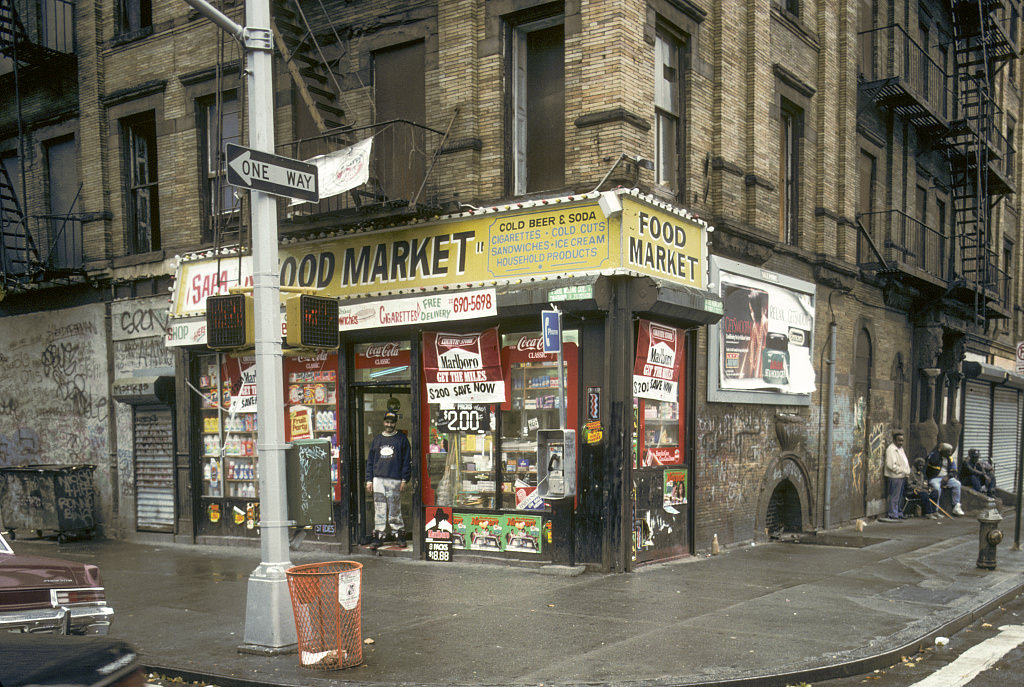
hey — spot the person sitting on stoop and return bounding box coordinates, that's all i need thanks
[925,442,964,516]
[907,457,937,519]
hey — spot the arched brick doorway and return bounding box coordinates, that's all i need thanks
[757,454,813,539]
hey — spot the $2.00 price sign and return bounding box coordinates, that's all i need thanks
[436,404,491,432]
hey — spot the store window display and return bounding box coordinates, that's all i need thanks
[420,329,578,513]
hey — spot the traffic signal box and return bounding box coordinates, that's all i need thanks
[286,294,340,349]
[206,293,254,350]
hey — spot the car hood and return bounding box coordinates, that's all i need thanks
[0,634,137,687]
[0,552,100,588]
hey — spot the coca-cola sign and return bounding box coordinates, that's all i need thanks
[515,335,543,352]
[364,342,400,358]
[356,341,410,369]
[508,334,557,362]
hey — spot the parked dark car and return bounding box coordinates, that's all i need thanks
[0,529,113,634]
[0,633,143,687]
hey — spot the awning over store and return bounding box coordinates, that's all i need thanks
[112,376,175,405]
[963,361,1024,389]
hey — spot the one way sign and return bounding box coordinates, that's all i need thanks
[226,144,319,202]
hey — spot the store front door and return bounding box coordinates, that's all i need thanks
[353,387,413,545]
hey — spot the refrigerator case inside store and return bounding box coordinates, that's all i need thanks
[198,356,260,500]
[285,360,341,500]
[500,345,577,510]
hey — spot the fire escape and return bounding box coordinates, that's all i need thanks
[269,0,459,230]
[945,0,1016,323]
[0,0,80,295]
[856,0,1018,326]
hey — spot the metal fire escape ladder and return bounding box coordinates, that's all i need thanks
[948,0,997,324]
[0,0,30,57]
[0,160,40,288]
[270,0,350,134]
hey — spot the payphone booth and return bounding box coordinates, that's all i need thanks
[536,429,576,499]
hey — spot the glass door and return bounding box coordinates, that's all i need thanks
[354,388,412,543]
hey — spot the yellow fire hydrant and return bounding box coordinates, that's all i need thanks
[976,498,1003,570]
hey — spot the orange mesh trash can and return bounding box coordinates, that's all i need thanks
[285,561,363,669]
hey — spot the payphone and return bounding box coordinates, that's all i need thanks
[536,429,576,499]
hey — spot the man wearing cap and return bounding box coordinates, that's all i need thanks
[925,442,964,516]
[365,410,411,548]
[883,430,911,520]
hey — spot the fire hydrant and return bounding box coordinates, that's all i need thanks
[976,498,1003,570]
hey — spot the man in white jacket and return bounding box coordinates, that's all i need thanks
[883,430,912,520]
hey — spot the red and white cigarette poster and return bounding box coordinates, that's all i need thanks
[422,328,505,404]
[632,320,682,403]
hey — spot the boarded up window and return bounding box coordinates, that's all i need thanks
[374,41,426,205]
[45,135,80,268]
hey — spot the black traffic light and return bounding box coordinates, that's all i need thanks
[205,293,254,350]
[286,294,339,349]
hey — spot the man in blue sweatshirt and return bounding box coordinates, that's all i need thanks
[365,410,411,548]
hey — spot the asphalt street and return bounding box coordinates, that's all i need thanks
[11,508,1024,687]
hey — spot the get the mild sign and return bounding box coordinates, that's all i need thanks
[226,144,319,202]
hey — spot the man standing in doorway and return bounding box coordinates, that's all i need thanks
[883,430,911,520]
[365,410,411,548]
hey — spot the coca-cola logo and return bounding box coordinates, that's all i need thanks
[364,342,401,358]
[515,336,543,352]
[296,350,329,363]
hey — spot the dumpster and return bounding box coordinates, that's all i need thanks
[0,465,97,542]
[286,561,363,669]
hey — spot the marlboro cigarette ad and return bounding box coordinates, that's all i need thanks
[632,320,683,402]
[422,328,505,404]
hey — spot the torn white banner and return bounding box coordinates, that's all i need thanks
[291,137,372,205]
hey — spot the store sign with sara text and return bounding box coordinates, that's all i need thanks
[168,192,712,319]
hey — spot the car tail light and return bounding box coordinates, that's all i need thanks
[54,587,106,605]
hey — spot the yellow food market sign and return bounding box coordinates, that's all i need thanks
[171,192,710,317]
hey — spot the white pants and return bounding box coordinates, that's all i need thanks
[372,477,404,533]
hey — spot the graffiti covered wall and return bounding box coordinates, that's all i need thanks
[0,304,112,529]
[110,297,176,533]
[695,404,795,544]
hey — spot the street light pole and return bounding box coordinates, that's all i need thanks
[181,0,296,652]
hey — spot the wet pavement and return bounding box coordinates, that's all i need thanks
[13,507,1024,687]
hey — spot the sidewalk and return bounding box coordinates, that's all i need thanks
[16,510,1024,687]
